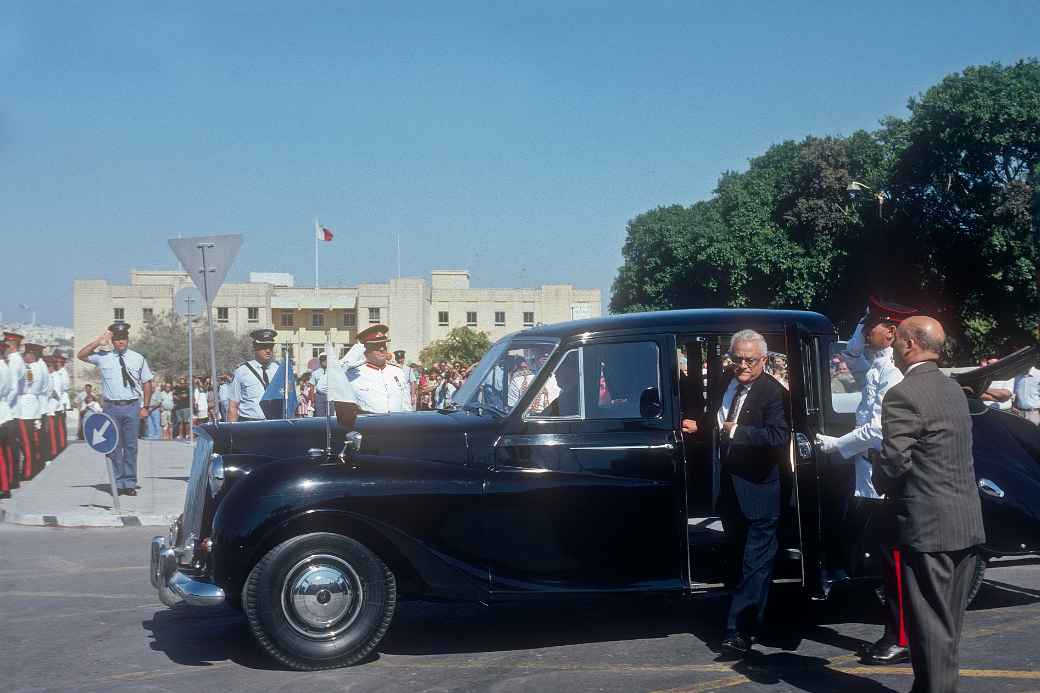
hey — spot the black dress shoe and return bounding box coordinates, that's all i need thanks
[124,488,137,496]
[719,633,751,657]
[863,642,910,665]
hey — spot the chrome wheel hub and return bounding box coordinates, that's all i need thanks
[281,554,363,639]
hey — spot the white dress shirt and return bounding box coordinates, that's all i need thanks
[86,348,153,401]
[716,378,752,438]
[230,359,280,420]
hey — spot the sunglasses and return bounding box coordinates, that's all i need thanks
[730,355,763,366]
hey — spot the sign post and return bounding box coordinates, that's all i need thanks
[83,412,122,512]
[175,287,203,446]
[169,235,242,426]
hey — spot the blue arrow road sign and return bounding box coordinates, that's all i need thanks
[83,412,120,455]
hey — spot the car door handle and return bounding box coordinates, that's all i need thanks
[794,433,813,460]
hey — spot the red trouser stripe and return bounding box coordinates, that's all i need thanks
[893,548,908,647]
[48,417,58,457]
[18,420,33,478]
[0,444,8,492]
[57,415,66,450]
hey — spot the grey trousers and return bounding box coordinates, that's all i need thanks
[903,547,978,693]
[103,401,140,489]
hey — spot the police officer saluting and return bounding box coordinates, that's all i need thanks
[228,329,281,422]
[77,321,154,496]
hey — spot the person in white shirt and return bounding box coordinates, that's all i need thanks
[978,357,1015,411]
[17,343,50,479]
[0,340,14,497]
[817,298,918,666]
[332,325,411,415]
[311,353,330,417]
[51,352,71,454]
[1014,365,1040,425]
[229,329,282,422]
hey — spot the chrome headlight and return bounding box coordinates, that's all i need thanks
[208,454,225,496]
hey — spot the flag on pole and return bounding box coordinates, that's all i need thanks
[261,356,298,419]
[316,223,334,241]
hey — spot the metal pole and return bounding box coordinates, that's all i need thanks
[283,343,289,419]
[197,243,221,423]
[106,454,121,513]
[186,299,194,447]
[314,219,319,295]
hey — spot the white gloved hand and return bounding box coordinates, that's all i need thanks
[844,319,866,358]
[815,433,839,454]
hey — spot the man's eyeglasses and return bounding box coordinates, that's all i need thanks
[730,355,763,366]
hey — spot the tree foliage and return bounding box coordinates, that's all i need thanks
[134,311,254,382]
[611,59,1040,359]
[418,327,492,367]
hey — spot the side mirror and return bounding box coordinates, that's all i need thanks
[338,431,363,463]
[639,387,662,418]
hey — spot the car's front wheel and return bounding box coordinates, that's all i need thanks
[243,532,396,670]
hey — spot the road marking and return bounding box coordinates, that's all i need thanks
[0,590,143,600]
[0,604,159,625]
[0,565,145,578]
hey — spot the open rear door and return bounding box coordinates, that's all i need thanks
[784,324,827,599]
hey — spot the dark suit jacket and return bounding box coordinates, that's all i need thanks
[876,361,986,552]
[717,373,790,520]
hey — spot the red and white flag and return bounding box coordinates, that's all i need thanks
[315,222,333,242]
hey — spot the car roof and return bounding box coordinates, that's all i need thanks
[522,308,835,341]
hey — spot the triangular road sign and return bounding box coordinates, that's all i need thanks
[168,235,243,304]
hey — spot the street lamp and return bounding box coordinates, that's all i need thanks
[847,181,887,220]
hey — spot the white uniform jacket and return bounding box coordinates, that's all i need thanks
[6,352,25,414]
[55,367,71,411]
[0,360,12,426]
[833,345,903,498]
[346,362,412,414]
[18,360,50,420]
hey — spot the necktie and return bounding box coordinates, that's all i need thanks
[117,352,137,392]
[725,384,747,424]
[260,363,269,388]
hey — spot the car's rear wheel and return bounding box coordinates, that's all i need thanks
[243,532,396,670]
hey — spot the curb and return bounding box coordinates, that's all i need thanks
[0,505,176,528]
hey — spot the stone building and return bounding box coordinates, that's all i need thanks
[72,270,600,385]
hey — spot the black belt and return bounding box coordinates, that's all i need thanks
[236,416,263,422]
[106,398,140,405]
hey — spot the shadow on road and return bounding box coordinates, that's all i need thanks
[143,606,281,671]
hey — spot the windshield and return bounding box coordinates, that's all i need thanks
[452,336,559,415]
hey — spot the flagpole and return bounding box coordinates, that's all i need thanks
[314,219,319,296]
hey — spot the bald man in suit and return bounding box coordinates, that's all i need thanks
[874,316,985,693]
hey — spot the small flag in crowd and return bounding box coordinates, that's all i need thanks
[316,223,334,242]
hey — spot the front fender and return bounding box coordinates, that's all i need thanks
[210,455,488,604]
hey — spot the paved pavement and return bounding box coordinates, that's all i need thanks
[0,436,192,527]
[2,523,1039,693]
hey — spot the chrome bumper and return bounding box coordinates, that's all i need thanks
[150,535,225,607]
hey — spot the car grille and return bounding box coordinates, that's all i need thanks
[179,432,214,565]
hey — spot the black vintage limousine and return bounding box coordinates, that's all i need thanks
[149,308,1040,670]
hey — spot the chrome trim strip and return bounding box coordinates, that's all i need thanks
[570,443,674,451]
[978,478,1005,499]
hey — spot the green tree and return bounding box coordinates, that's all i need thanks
[419,327,492,367]
[885,59,1040,357]
[134,311,254,382]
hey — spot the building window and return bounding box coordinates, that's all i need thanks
[216,307,229,323]
[113,307,125,321]
[368,307,381,324]
[312,344,323,358]
[438,311,449,326]
[247,307,260,323]
[494,311,506,326]
[280,312,294,327]
[466,311,477,326]
[523,311,534,326]
[142,308,154,322]
[311,311,325,328]
[343,310,356,327]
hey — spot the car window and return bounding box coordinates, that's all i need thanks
[530,341,662,421]
[829,341,863,414]
[457,338,558,415]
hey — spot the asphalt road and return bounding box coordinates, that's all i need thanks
[3,524,1040,693]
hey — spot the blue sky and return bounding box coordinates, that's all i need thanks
[2,1,1037,326]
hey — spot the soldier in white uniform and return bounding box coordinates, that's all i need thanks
[816,297,918,666]
[229,329,281,422]
[77,321,155,496]
[2,331,25,488]
[52,352,71,453]
[18,343,50,480]
[39,354,59,463]
[337,325,412,414]
[0,340,14,497]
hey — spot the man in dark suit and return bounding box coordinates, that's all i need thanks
[875,316,986,693]
[715,329,790,657]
